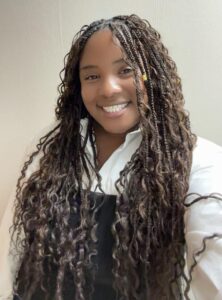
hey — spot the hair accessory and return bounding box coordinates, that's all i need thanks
[142,73,148,81]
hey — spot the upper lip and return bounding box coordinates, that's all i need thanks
[98,101,130,108]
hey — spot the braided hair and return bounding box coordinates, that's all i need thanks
[12,15,197,299]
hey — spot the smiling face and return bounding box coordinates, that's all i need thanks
[79,29,144,136]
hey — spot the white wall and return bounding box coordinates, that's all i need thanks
[1,0,222,220]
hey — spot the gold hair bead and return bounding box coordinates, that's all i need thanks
[142,73,148,81]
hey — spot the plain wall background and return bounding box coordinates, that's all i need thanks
[0,0,222,220]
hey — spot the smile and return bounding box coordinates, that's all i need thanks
[102,102,129,113]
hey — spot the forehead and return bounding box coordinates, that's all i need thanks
[80,29,125,65]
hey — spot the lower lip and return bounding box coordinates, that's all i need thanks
[100,103,130,118]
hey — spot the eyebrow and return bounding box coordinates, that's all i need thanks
[80,58,126,71]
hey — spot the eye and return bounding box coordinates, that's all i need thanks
[120,67,133,76]
[84,74,99,81]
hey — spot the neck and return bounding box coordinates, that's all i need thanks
[93,123,126,169]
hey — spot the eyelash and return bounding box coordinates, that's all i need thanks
[84,67,133,81]
[120,67,133,75]
[84,74,99,80]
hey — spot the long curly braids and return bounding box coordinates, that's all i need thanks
[12,15,197,299]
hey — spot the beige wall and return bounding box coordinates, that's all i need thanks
[1,0,222,220]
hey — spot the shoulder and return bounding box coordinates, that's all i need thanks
[186,136,222,243]
[0,121,60,298]
[185,137,222,299]
[189,136,222,195]
[191,136,222,171]
[186,136,222,232]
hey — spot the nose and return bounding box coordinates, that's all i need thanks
[99,76,122,98]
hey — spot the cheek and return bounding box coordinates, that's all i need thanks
[81,80,98,98]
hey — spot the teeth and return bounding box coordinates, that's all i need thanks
[103,103,128,113]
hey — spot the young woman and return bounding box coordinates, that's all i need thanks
[0,14,222,300]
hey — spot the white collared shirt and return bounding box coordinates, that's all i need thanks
[1,120,222,300]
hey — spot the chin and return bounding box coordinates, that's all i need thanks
[103,124,138,135]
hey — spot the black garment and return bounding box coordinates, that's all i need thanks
[15,193,118,300]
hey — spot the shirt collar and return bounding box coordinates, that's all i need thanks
[80,118,141,154]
